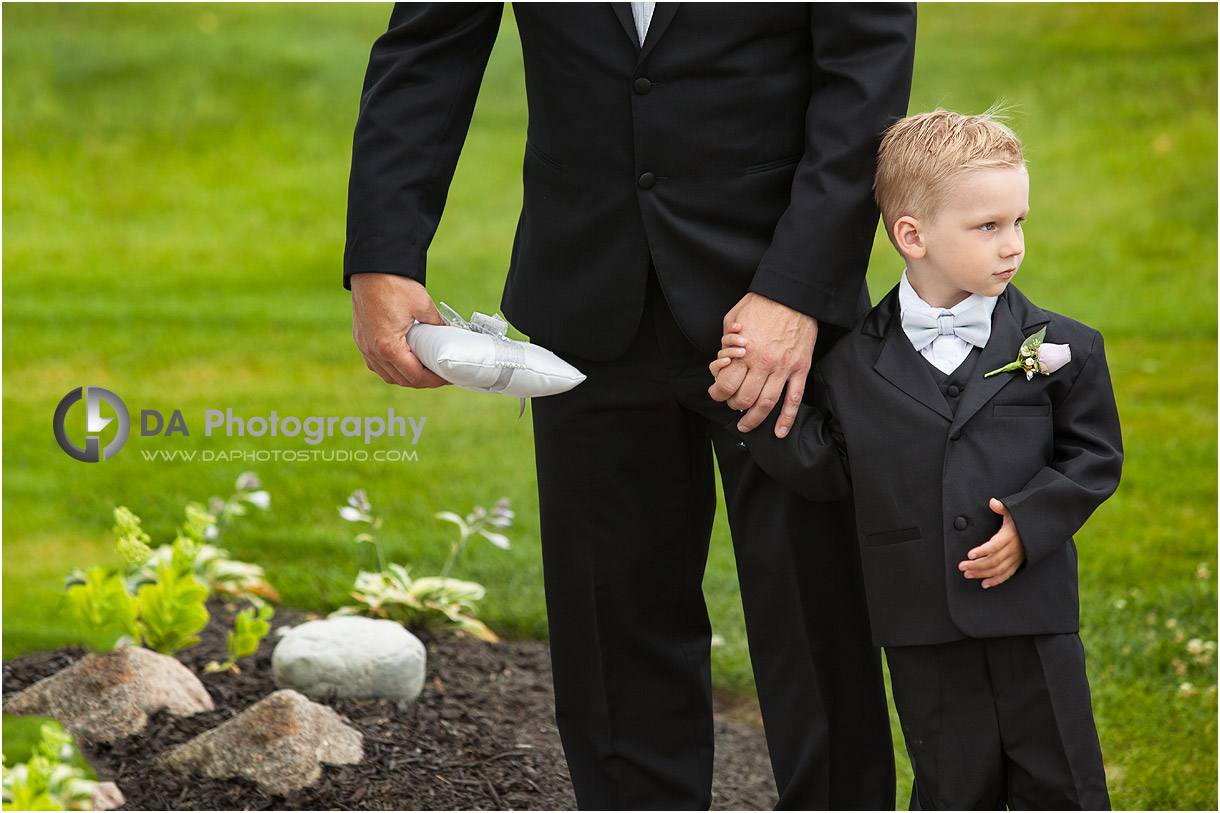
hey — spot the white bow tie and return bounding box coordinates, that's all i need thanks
[901,302,992,352]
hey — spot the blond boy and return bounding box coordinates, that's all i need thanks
[710,110,1122,809]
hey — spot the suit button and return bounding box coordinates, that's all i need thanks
[947,385,961,398]
[954,516,968,531]
[638,172,656,189]
[633,77,652,95]
[950,429,962,441]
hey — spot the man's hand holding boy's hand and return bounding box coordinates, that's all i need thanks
[709,295,816,438]
[709,318,808,439]
[959,498,1026,589]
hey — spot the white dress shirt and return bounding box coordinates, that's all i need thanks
[898,270,999,374]
[631,2,656,45]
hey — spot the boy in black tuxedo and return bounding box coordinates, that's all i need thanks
[710,110,1123,810]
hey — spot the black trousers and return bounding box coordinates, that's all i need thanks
[885,634,1110,811]
[531,277,893,809]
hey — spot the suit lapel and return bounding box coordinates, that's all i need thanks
[639,3,679,63]
[611,3,677,56]
[869,287,954,422]
[610,4,638,48]
[949,288,1051,433]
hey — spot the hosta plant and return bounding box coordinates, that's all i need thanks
[332,563,498,642]
[334,491,513,641]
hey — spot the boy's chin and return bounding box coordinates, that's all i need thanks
[978,279,1014,297]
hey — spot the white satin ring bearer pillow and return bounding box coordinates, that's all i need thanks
[405,303,586,399]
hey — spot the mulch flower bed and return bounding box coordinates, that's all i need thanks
[3,603,778,810]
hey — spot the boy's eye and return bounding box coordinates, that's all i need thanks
[979,222,996,232]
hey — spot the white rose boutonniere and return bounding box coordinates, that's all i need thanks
[984,327,1072,381]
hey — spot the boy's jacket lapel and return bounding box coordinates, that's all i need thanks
[866,288,954,421]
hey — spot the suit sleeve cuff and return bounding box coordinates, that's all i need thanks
[748,270,866,332]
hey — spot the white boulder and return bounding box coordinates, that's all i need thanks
[271,616,426,703]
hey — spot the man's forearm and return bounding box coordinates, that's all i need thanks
[749,3,916,329]
[343,3,502,290]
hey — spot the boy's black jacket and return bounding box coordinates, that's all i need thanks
[735,283,1124,647]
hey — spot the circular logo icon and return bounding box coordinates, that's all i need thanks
[53,386,130,462]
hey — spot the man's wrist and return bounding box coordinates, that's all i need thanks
[747,276,859,333]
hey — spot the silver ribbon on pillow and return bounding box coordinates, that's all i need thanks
[439,302,529,417]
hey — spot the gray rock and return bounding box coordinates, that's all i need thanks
[157,689,363,795]
[272,616,426,703]
[4,647,213,743]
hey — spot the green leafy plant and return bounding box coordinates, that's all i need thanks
[332,563,499,642]
[434,498,514,579]
[204,603,275,674]
[339,489,387,571]
[112,506,154,566]
[135,553,210,655]
[1,721,96,811]
[120,506,210,655]
[127,472,278,604]
[205,471,272,542]
[62,567,141,652]
[65,507,212,655]
[62,474,278,658]
[133,542,281,606]
[334,492,512,641]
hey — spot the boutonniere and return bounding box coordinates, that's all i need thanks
[984,327,1072,380]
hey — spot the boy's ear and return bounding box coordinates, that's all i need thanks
[893,216,926,260]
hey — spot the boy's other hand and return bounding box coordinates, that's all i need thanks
[959,498,1027,589]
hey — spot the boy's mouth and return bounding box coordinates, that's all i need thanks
[994,268,1017,280]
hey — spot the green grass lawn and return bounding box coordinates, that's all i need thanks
[3,4,1215,809]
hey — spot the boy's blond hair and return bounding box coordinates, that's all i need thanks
[875,109,1025,244]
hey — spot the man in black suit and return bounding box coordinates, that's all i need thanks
[713,110,1121,809]
[345,5,916,808]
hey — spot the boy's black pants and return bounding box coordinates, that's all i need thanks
[886,633,1110,810]
[530,275,894,809]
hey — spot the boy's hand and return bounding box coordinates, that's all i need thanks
[709,323,749,390]
[958,498,1026,589]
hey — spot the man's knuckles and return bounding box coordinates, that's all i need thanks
[754,392,778,411]
[754,350,780,368]
[374,334,406,359]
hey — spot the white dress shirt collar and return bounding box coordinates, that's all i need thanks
[898,270,998,322]
[898,270,1000,374]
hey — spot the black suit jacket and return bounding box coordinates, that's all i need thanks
[344,3,916,359]
[737,284,1124,647]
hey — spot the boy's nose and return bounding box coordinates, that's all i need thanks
[1000,232,1024,257]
